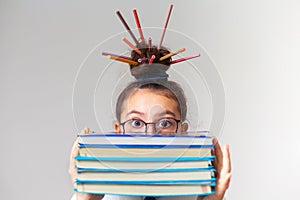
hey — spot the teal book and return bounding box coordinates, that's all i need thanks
[75,181,215,197]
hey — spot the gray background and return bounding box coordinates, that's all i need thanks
[1,0,300,199]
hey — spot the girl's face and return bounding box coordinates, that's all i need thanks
[114,88,188,134]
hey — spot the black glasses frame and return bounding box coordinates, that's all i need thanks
[120,117,181,134]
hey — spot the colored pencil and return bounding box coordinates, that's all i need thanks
[149,55,156,64]
[107,55,138,66]
[133,9,145,44]
[116,10,139,45]
[102,52,132,60]
[122,37,142,55]
[159,48,186,61]
[170,54,201,64]
[148,37,152,52]
[157,4,173,50]
[138,57,148,63]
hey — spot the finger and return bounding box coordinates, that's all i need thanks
[72,127,90,171]
[210,148,218,177]
[81,127,90,134]
[70,138,80,161]
[222,144,231,173]
[211,173,232,200]
[70,128,90,178]
[80,127,91,135]
[69,138,79,184]
[84,127,90,134]
[223,172,232,190]
[213,138,223,171]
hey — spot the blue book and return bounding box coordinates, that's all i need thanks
[76,165,214,172]
[75,155,215,162]
[78,133,213,147]
[78,145,213,158]
[76,179,216,185]
[76,167,215,182]
[75,155,213,170]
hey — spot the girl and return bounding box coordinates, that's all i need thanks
[69,79,231,200]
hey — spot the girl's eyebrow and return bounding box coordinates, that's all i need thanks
[157,110,176,118]
[126,110,145,117]
[126,110,176,118]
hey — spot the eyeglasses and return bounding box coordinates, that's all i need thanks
[120,117,181,134]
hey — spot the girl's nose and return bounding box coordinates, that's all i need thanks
[146,123,156,135]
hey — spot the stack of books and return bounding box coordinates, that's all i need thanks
[75,132,215,197]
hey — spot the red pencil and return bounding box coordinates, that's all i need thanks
[170,54,201,64]
[133,9,145,44]
[149,55,156,64]
[157,4,173,50]
[116,10,139,45]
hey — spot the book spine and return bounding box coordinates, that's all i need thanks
[76,166,214,172]
[75,155,215,162]
[78,144,214,148]
[75,179,216,185]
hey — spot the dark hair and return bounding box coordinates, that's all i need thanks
[129,46,172,68]
[116,80,187,122]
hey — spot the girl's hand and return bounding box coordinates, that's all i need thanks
[68,128,104,200]
[201,138,232,200]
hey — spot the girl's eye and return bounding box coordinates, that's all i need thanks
[130,119,144,128]
[158,119,172,128]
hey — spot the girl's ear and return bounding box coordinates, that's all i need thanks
[181,122,189,133]
[114,122,122,133]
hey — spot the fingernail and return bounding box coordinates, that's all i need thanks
[213,138,218,144]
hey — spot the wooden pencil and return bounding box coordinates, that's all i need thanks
[116,10,139,45]
[102,52,132,60]
[107,55,138,66]
[133,9,145,44]
[148,37,152,52]
[170,54,201,64]
[122,37,142,55]
[157,4,173,50]
[159,48,186,61]
[149,55,156,64]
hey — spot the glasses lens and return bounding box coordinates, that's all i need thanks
[155,118,178,133]
[124,119,146,133]
[123,118,179,134]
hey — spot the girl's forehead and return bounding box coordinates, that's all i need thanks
[121,89,181,119]
[127,88,177,105]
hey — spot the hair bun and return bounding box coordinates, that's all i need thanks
[130,63,170,82]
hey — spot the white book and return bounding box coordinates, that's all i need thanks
[78,132,213,147]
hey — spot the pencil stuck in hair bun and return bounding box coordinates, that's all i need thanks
[102,4,200,82]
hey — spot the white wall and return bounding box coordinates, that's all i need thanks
[1,0,300,199]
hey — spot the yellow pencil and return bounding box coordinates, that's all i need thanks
[159,48,186,61]
[107,55,138,66]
